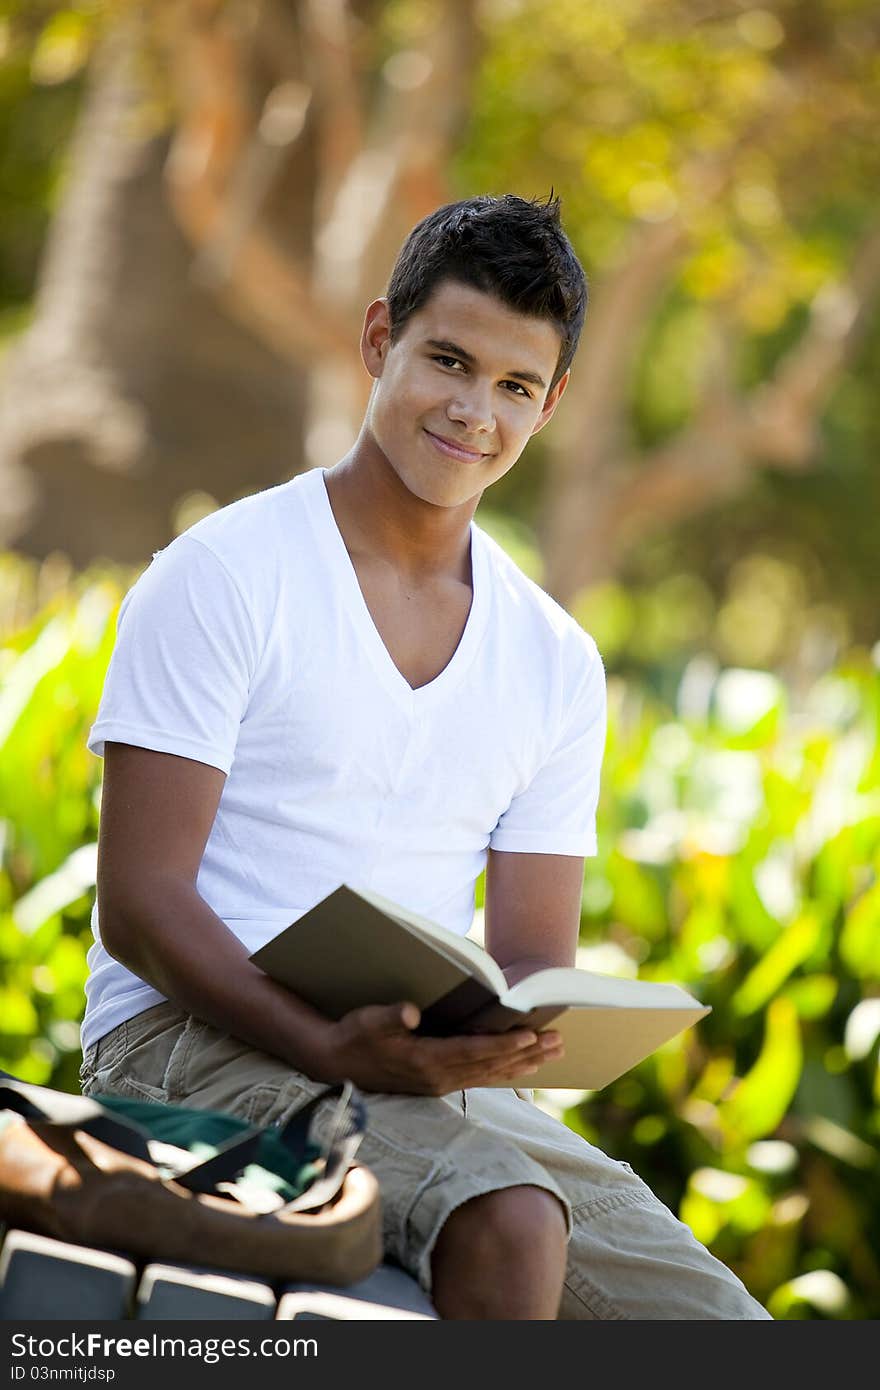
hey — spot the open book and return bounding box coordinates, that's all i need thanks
[250,884,710,1090]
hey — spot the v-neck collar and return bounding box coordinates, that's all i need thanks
[303,467,490,715]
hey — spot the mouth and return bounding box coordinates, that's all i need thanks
[424,429,491,463]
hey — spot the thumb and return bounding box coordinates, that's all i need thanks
[359,1002,421,1036]
[399,1001,421,1030]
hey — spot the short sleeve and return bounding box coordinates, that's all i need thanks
[88,536,259,775]
[489,639,607,857]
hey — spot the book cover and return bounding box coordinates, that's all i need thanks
[250,884,709,1089]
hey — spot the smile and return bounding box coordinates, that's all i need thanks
[424,430,491,462]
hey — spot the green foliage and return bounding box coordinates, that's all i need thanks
[2,552,878,1316]
[462,0,879,338]
[564,637,880,1319]
[0,550,134,1090]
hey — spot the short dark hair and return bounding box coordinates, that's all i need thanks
[386,193,588,393]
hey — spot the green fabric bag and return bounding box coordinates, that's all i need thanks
[92,1094,323,1205]
[0,1072,382,1284]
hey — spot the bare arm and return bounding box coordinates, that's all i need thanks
[97,742,337,1073]
[484,848,584,987]
[97,743,554,1093]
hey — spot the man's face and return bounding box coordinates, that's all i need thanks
[361,279,570,510]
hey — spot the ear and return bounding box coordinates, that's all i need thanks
[361,298,393,380]
[530,369,571,437]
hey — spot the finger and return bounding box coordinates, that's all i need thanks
[482,1029,564,1063]
[504,1046,563,1073]
[399,1001,421,1030]
[454,1059,541,1089]
[426,1029,539,1064]
[414,1038,562,1093]
[458,1037,565,1086]
[498,1043,562,1073]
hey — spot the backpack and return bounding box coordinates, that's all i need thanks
[0,1072,381,1285]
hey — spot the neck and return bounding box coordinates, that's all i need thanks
[323,429,478,584]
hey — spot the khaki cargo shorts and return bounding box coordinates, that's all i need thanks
[80,1001,770,1319]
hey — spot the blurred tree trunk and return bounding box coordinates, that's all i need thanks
[0,0,478,565]
[0,0,875,600]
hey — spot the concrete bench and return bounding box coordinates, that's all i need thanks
[0,1226,437,1321]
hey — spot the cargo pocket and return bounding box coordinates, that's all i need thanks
[161,1015,211,1101]
[237,1077,316,1128]
[86,1009,187,1104]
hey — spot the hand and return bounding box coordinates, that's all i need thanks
[318,1002,564,1095]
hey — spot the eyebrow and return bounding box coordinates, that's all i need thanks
[424,338,547,391]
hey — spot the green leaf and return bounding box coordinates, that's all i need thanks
[0,985,38,1036]
[0,615,71,747]
[732,911,822,1016]
[782,975,838,1020]
[719,998,802,1143]
[728,855,782,952]
[767,1271,854,1320]
[607,852,669,937]
[11,841,97,934]
[45,932,88,991]
[840,879,880,978]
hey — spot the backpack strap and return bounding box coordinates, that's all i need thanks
[0,1079,153,1164]
[0,1073,359,1202]
[279,1082,367,1213]
[174,1084,348,1192]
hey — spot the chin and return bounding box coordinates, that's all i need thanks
[406,480,475,510]
[385,459,478,510]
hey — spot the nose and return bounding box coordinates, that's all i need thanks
[446,382,495,436]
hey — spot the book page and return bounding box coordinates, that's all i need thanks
[502,966,704,1013]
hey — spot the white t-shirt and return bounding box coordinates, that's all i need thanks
[81,467,607,1052]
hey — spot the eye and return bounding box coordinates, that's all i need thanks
[431,355,532,399]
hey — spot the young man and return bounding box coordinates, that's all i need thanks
[79,194,770,1319]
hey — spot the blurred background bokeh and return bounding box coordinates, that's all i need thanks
[1,0,878,1319]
